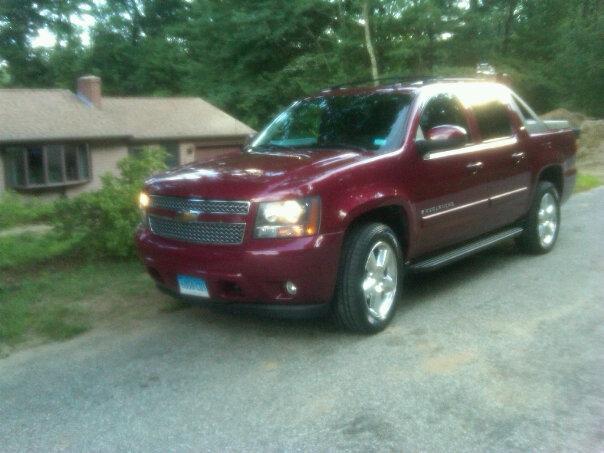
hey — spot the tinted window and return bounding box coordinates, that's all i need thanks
[419,93,470,140]
[47,145,64,183]
[65,145,79,181]
[252,93,413,152]
[162,143,180,168]
[77,145,90,179]
[27,147,44,184]
[5,144,90,189]
[511,94,549,134]
[5,148,26,186]
[473,100,513,140]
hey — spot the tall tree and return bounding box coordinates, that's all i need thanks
[362,0,379,83]
[0,0,84,85]
[1,0,602,121]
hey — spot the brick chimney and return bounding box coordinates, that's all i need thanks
[77,75,102,108]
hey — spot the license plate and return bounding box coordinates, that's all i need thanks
[177,275,209,298]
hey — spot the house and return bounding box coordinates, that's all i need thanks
[0,76,254,197]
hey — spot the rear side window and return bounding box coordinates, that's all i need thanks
[511,94,549,134]
[473,100,513,140]
[419,93,470,139]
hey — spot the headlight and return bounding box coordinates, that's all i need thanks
[138,192,150,227]
[254,197,320,238]
[139,192,150,209]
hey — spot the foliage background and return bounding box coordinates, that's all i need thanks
[1,0,602,129]
[53,148,167,258]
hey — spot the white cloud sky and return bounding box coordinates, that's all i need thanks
[31,13,96,48]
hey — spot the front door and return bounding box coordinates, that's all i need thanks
[410,91,491,257]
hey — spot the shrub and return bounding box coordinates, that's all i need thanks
[0,191,56,229]
[53,147,167,259]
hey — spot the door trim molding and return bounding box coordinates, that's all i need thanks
[425,137,518,160]
[421,186,528,220]
[490,186,528,201]
[422,198,489,220]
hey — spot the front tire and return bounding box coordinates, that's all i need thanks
[516,181,561,254]
[332,223,403,334]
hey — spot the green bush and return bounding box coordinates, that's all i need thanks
[53,147,167,259]
[0,191,56,229]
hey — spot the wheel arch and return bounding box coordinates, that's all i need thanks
[537,165,564,197]
[342,202,412,258]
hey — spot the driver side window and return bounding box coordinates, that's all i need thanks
[417,93,471,143]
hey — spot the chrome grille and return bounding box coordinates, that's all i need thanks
[149,215,246,245]
[150,195,250,215]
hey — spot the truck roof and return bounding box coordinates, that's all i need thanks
[316,76,507,97]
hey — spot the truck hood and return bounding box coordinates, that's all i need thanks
[145,149,366,200]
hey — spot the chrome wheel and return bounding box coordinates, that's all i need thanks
[537,192,558,247]
[362,241,398,320]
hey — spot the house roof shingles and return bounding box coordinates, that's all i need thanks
[0,89,253,145]
[103,97,253,142]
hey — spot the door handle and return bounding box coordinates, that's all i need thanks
[511,152,526,165]
[466,161,484,175]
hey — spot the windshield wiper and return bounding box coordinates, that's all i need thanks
[315,142,367,152]
[247,143,297,152]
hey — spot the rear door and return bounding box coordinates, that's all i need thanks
[463,87,532,230]
[410,89,492,257]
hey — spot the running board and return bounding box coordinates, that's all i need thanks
[409,227,524,272]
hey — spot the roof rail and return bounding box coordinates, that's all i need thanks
[322,75,491,92]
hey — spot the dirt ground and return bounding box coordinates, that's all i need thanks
[542,108,604,179]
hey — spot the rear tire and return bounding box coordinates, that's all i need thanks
[332,223,403,334]
[516,181,561,254]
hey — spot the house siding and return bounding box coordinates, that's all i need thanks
[179,142,196,165]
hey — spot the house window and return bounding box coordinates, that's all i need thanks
[4,144,91,189]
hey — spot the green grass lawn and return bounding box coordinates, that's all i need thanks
[0,230,182,354]
[575,173,603,193]
[0,260,181,352]
[0,232,77,270]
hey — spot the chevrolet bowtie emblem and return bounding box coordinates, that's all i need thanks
[176,210,201,222]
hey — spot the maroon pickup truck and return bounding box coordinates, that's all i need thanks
[136,78,577,333]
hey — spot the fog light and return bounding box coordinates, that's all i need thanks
[285,281,298,295]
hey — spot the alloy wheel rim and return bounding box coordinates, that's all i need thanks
[362,241,398,320]
[537,192,558,247]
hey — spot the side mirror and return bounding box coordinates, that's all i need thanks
[416,125,468,155]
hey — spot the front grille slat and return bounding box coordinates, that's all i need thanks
[149,216,245,245]
[150,196,250,215]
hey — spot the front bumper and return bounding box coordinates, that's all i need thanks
[156,284,330,319]
[135,227,343,308]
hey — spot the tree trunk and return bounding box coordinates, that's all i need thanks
[362,0,379,85]
[502,0,518,55]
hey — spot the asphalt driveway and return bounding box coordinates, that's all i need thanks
[1,188,603,452]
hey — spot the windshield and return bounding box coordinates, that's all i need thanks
[251,92,414,153]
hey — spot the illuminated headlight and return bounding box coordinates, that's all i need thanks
[138,192,150,227]
[139,192,150,209]
[254,197,320,238]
